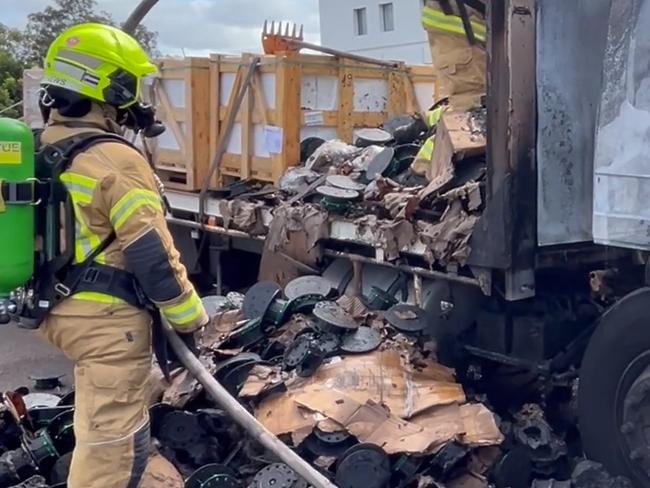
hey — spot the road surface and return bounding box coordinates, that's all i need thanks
[0,324,74,393]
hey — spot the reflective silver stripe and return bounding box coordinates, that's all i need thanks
[54,60,85,81]
[58,49,103,69]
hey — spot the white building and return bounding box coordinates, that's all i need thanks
[318,0,431,65]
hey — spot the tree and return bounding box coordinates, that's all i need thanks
[0,25,27,118]
[23,0,159,66]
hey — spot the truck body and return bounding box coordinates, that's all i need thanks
[162,0,650,484]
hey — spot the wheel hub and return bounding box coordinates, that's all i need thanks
[620,364,650,476]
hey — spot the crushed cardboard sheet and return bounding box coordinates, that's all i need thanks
[139,453,184,488]
[239,364,284,398]
[259,204,329,285]
[417,200,478,266]
[355,215,416,261]
[201,309,246,349]
[442,181,482,212]
[421,111,486,200]
[253,350,502,455]
[336,295,373,321]
[218,199,266,235]
[163,356,217,408]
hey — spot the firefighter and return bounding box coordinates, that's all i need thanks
[36,24,208,487]
[422,0,487,111]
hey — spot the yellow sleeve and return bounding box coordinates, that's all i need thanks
[99,150,207,333]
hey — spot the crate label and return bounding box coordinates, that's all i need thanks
[264,126,284,155]
[0,141,21,165]
[304,111,325,127]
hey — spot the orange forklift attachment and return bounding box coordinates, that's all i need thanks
[262,20,304,54]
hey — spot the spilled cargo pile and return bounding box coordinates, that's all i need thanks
[209,107,487,270]
[0,276,633,488]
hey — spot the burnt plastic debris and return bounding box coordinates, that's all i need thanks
[335,444,391,488]
[249,463,300,488]
[186,464,240,488]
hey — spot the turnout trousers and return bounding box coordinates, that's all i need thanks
[41,302,152,488]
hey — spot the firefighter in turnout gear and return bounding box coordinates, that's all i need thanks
[37,24,208,488]
[422,0,486,111]
[411,1,485,176]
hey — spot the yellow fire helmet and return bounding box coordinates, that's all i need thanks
[42,23,157,108]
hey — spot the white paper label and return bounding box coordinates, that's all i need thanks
[304,111,325,127]
[264,126,284,154]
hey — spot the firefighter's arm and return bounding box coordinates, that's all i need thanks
[99,152,208,333]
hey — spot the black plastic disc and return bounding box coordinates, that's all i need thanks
[159,411,203,450]
[303,428,356,458]
[319,332,342,355]
[283,337,312,369]
[366,147,395,180]
[355,128,393,148]
[313,301,359,332]
[385,304,429,334]
[249,463,297,488]
[340,327,383,354]
[221,360,263,396]
[215,353,262,392]
[186,464,240,488]
[326,175,366,191]
[285,276,334,301]
[45,408,75,454]
[49,451,73,485]
[243,282,282,320]
[149,403,177,439]
[57,391,75,407]
[335,443,391,488]
[316,186,359,200]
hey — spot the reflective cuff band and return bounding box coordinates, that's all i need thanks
[161,291,206,330]
[422,7,486,41]
[110,189,162,230]
[61,172,98,205]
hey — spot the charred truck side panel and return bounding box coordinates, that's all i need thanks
[165,0,650,484]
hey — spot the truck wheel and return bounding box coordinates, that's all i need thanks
[579,288,650,487]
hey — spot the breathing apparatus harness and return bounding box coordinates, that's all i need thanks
[8,88,166,329]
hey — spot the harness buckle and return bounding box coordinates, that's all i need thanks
[82,267,100,284]
[54,283,71,297]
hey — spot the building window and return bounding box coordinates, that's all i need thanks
[380,3,395,32]
[354,7,368,36]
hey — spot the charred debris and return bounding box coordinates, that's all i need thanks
[0,111,630,487]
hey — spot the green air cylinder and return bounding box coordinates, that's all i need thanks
[0,118,35,298]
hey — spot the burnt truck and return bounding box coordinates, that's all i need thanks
[140,0,650,485]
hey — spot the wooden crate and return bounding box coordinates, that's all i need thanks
[209,53,436,185]
[147,57,211,191]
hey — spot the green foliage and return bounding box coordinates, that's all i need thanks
[0,25,26,118]
[0,0,159,118]
[24,0,159,66]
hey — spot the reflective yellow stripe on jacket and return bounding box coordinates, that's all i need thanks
[61,172,123,304]
[422,6,486,42]
[161,290,205,331]
[109,188,163,230]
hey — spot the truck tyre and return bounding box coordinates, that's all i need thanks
[579,288,650,487]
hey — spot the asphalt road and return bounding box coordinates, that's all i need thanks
[0,323,74,393]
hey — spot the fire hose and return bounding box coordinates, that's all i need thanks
[161,320,339,488]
